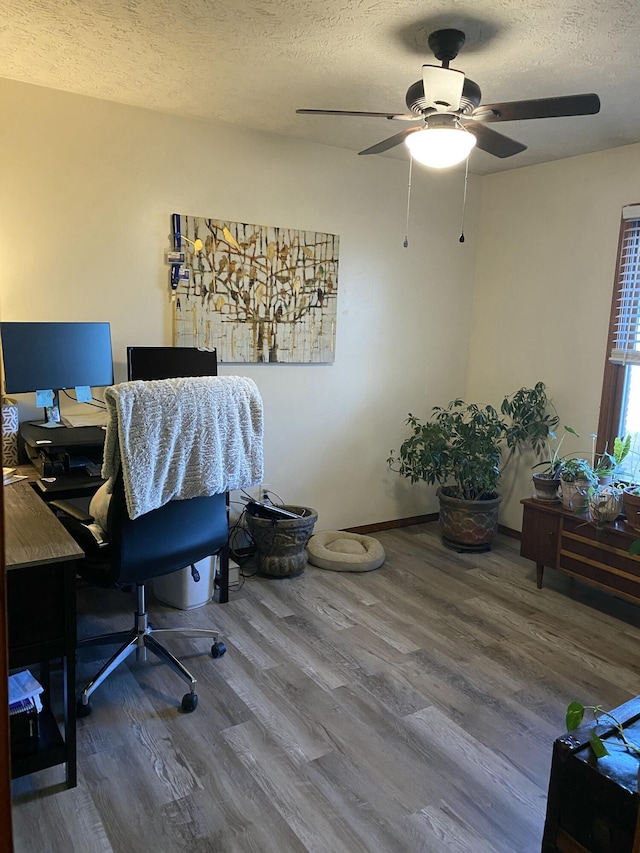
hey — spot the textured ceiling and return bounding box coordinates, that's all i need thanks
[1,0,640,175]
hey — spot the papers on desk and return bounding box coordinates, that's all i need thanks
[9,670,44,713]
[62,410,108,428]
[3,468,27,486]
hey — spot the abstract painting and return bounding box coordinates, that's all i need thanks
[173,214,339,363]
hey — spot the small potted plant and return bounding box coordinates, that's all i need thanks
[587,481,625,529]
[559,458,596,511]
[593,435,632,485]
[531,425,578,502]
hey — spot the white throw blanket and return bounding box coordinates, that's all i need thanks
[102,376,263,519]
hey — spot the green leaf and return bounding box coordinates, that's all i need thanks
[590,730,610,759]
[630,539,640,556]
[566,701,585,731]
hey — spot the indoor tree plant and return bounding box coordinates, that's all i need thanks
[387,381,558,551]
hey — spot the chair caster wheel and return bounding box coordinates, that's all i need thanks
[211,641,226,658]
[181,693,198,713]
[77,699,93,717]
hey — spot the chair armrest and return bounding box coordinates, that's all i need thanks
[49,499,94,524]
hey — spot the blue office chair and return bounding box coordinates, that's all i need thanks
[54,471,228,715]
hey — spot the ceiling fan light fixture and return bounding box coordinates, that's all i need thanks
[405,127,476,168]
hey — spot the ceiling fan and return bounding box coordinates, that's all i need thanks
[296,28,601,168]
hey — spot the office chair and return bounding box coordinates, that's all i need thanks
[55,367,262,716]
[54,473,229,714]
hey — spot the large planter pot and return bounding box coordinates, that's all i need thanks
[623,490,640,531]
[532,472,561,503]
[436,487,502,552]
[560,478,590,511]
[245,505,318,577]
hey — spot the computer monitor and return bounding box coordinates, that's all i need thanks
[127,346,217,381]
[0,321,113,427]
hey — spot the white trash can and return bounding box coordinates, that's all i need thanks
[153,555,217,610]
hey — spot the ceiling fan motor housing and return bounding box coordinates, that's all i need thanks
[427,29,466,64]
[405,77,481,116]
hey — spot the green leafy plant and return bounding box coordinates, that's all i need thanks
[566,701,640,760]
[586,482,625,530]
[387,381,558,501]
[594,435,632,477]
[532,425,579,479]
[559,457,596,484]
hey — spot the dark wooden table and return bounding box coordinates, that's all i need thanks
[5,479,83,788]
[521,498,640,605]
[542,695,640,852]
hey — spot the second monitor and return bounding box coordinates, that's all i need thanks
[127,346,217,381]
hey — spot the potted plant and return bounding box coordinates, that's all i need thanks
[558,458,596,511]
[387,381,557,551]
[593,435,632,485]
[531,425,578,502]
[623,485,640,531]
[587,481,625,529]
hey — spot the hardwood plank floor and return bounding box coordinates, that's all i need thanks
[11,522,640,852]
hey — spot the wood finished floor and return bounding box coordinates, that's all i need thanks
[11,522,640,852]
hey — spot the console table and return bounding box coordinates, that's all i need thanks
[520,498,640,604]
[5,480,83,787]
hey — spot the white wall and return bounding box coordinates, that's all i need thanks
[469,142,640,530]
[0,78,481,530]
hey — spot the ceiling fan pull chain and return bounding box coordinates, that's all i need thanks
[403,154,414,248]
[459,157,470,243]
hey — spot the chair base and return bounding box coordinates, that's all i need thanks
[77,583,224,713]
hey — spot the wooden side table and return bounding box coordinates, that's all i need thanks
[520,499,640,605]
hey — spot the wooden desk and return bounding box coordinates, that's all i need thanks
[4,480,83,788]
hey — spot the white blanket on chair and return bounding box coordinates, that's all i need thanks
[102,376,264,519]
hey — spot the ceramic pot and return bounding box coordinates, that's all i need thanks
[246,505,318,577]
[560,478,590,511]
[623,490,640,531]
[532,472,561,502]
[437,487,501,553]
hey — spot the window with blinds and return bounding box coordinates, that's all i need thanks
[610,204,640,365]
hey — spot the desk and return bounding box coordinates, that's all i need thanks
[4,480,83,788]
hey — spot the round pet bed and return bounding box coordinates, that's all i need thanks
[307,530,385,572]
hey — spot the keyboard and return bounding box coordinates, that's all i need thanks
[36,473,106,496]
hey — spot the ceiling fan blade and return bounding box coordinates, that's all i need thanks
[358,126,422,156]
[296,108,418,121]
[475,93,601,123]
[422,65,465,111]
[465,123,527,158]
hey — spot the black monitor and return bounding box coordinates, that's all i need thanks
[0,321,113,427]
[127,346,217,381]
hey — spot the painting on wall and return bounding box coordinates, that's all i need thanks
[173,214,339,363]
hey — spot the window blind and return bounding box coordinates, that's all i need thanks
[610,204,640,365]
